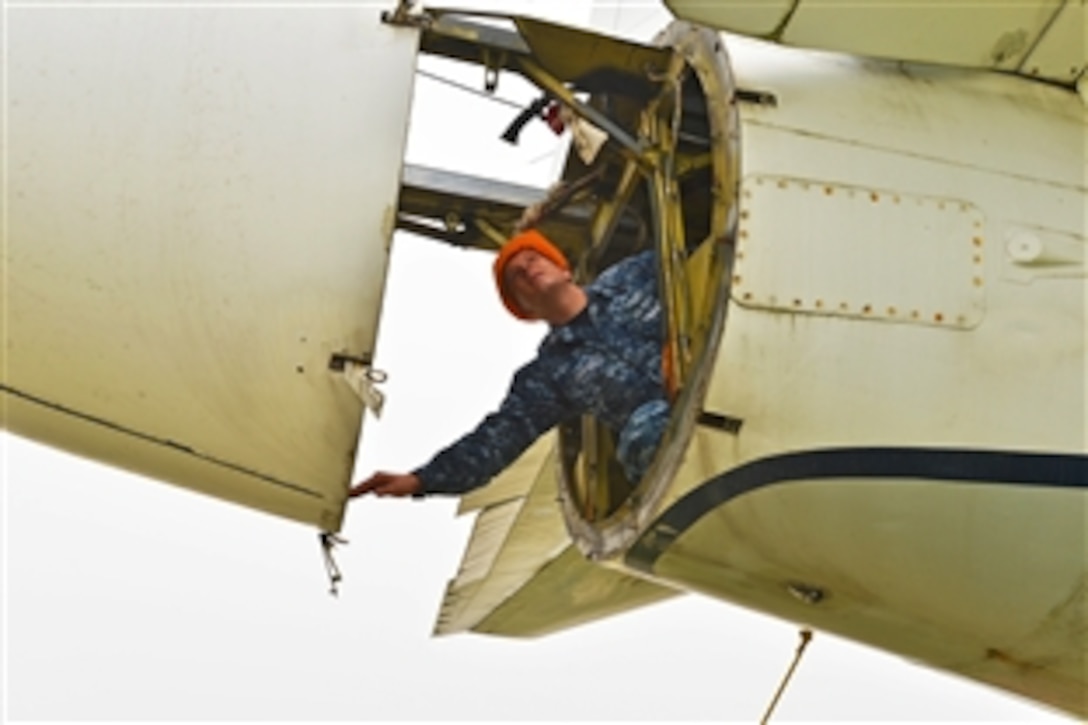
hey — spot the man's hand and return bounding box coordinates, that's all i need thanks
[349,472,422,498]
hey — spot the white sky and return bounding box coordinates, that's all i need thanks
[1,1,1074,722]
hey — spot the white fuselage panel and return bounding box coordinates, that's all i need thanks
[629,35,1086,716]
[4,7,419,529]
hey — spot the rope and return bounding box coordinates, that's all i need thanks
[761,629,814,724]
[415,68,523,110]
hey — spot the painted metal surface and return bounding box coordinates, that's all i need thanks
[698,38,1085,464]
[636,461,1086,715]
[734,178,987,329]
[3,7,419,530]
[6,2,1084,713]
[436,435,678,637]
[665,0,1086,86]
[1020,0,1087,82]
[436,22,1085,711]
[610,31,1087,716]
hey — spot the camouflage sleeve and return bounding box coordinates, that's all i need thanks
[626,249,659,291]
[412,356,569,496]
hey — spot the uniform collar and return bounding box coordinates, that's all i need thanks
[545,279,617,345]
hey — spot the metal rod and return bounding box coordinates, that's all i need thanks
[761,629,814,724]
[587,158,642,269]
[416,68,524,110]
[472,217,507,249]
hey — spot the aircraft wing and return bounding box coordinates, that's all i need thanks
[665,0,1086,87]
[436,433,680,637]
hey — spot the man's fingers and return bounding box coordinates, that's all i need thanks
[349,472,420,498]
[349,472,389,498]
[371,478,396,496]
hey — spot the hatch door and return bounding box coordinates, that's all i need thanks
[4,6,420,531]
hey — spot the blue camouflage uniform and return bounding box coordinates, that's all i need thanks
[415,250,670,495]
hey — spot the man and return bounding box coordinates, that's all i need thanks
[350,229,670,499]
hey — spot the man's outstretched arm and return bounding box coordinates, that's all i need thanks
[351,357,568,499]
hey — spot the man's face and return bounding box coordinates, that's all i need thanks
[502,248,571,317]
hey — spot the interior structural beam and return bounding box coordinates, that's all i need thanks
[382,9,530,74]
[397,164,643,252]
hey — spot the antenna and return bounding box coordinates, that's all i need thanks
[761,629,814,724]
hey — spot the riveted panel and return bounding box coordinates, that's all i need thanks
[666,0,1079,86]
[1019,0,1086,84]
[733,176,986,329]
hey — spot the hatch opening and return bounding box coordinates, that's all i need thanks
[395,10,740,556]
[547,22,739,559]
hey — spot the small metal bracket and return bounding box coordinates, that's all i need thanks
[696,410,743,434]
[735,88,778,107]
[482,48,506,93]
[319,531,348,597]
[329,353,387,417]
[786,581,826,605]
[381,0,428,28]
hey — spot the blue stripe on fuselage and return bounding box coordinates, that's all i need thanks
[626,447,1088,571]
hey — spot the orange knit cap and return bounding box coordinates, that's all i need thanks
[493,229,570,320]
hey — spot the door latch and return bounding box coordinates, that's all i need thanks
[329,353,387,417]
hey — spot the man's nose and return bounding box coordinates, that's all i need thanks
[511,265,531,286]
